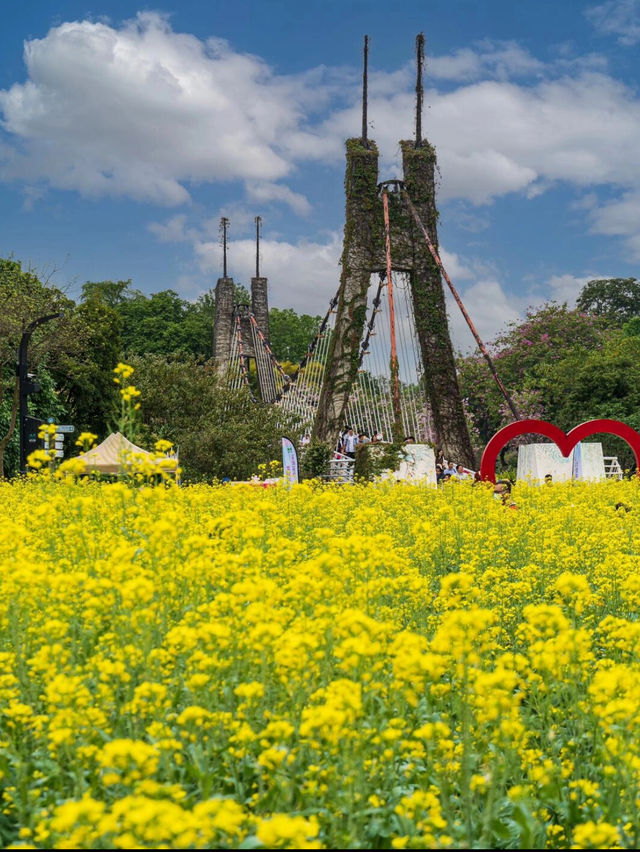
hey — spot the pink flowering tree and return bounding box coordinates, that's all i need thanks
[457,303,611,448]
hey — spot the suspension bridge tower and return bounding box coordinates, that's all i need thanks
[213,217,278,401]
[312,35,475,467]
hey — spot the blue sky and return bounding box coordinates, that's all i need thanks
[0,0,639,349]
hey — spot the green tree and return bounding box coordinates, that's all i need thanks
[457,303,611,450]
[55,297,123,437]
[623,317,640,337]
[118,290,189,356]
[82,282,215,359]
[576,278,640,325]
[538,332,640,467]
[268,308,321,364]
[0,259,73,476]
[129,354,301,481]
[0,366,70,477]
[80,279,133,308]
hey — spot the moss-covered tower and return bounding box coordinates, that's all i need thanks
[312,35,474,466]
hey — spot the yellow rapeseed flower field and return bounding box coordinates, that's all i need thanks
[1,476,640,849]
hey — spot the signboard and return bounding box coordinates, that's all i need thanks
[281,437,299,484]
[57,425,75,434]
[23,416,44,452]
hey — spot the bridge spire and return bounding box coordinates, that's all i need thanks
[220,216,229,278]
[362,35,369,147]
[415,33,425,147]
[255,215,262,278]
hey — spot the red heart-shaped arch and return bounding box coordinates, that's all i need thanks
[479,418,640,483]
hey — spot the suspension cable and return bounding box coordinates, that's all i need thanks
[382,191,403,436]
[234,313,256,402]
[401,188,521,422]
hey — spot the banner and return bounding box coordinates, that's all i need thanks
[572,441,583,481]
[281,437,299,484]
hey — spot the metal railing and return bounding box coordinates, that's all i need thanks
[326,451,355,483]
[604,456,623,479]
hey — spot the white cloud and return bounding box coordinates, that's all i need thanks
[589,191,640,259]
[569,192,599,212]
[445,279,524,351]
[546,273,594,306]
[587,0,640,45]
[245,182,311,216]
[2,17,640,261]
[423,40,606,84]
[439,248,474,281]
[1,18,638,216]
[193,231,343,315]
[0,12,338,204]
[323,72,640,206]
[429,41,544,82]
[148,214,188,242]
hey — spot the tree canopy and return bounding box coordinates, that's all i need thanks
[457,293,640,469]
[4,254,640,480]
[576,277,640,324]
[130,354,301,481]
[0,259,74,476]
[268,308,321,364]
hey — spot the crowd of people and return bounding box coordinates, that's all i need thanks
[435,456,473,484]
[337,427,386,458]
[335,427,519,506]
[337,428,474,479]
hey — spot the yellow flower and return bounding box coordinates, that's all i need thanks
[154,439,174,453]
[113,362,134,384]
[120,385,141,402]
[572,820,620,849]
[255,814,321,849]
[75,432,98,448]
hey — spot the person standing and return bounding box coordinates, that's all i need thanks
[343,428,358,459]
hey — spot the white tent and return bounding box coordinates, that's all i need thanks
[76,432,159,475]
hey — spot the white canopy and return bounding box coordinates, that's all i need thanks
[76,432,157,475]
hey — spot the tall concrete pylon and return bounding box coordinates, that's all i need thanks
[312,36,475,467]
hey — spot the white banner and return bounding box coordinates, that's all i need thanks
[281,437,299,484]
[572,442,583,481]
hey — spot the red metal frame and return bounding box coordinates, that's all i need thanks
[479,418,640,483]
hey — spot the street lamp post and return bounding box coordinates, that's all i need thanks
[18,313,61,472]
